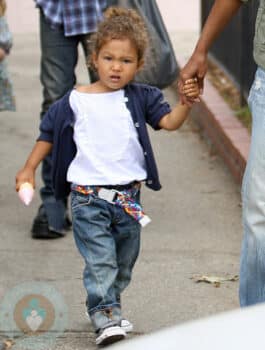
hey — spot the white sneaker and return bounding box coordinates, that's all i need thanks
[120,319,133,333]
[85,311,133,333]
[95,325,126,346]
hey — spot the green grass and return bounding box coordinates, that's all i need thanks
[234,105,252,131]
[207,59,252,133]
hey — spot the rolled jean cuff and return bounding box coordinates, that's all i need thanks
[89,304,122,332]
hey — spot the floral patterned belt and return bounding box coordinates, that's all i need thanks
[71,183,151,227]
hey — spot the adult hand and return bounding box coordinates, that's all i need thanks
[178,50,208,106]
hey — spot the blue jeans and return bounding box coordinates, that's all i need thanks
[240,67,265,306]
[38,10,96,232]
[71,190,141,331]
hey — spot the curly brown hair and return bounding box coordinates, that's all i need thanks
[89,6,148,68]
[0,0,6,16]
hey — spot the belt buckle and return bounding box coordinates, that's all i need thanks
[98,188,118,204]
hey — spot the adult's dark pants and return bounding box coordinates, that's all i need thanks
[38,10,95,233]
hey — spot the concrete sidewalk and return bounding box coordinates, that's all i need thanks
[0,1,243,349]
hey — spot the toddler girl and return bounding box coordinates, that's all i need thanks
[16,6,199,346]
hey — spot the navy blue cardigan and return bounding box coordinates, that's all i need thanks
[38,83,172,199]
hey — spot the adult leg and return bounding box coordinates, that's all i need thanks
[240,67,265,306]
[32,10,79,238]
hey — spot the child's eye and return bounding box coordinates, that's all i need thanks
[104,56,112,61]
[123,59,132,64]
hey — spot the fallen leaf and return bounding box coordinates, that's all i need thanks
[192,274,239,287]
[7,340,14,348]
[0,340,14,350]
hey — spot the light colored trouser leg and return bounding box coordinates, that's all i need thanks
[240,67,265,306]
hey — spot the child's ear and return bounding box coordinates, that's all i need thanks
[92,53,98,70]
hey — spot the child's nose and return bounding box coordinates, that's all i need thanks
[112,61,122,71]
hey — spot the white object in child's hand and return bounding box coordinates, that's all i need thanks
[139,215,151,227]
[18,182,34,206]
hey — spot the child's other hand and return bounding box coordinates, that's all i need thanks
[15,168,35,192]
[0,48,6,62]
[182,78,200,103]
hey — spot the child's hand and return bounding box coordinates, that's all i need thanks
[15,167,35,192]
[182,78,200,103]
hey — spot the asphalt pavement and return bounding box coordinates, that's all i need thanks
[0,1,243,349]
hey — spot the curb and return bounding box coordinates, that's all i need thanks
[176,56,250,185]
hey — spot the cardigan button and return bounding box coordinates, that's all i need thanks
[135,122,140,128]
[147,179,153,184]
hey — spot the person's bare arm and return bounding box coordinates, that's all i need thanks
[159,78,199,130]
[179,0,243,105]
[15,141,52,191]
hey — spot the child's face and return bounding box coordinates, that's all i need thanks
[93,38,143,91]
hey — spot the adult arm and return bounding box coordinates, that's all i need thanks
[179,0,243,105]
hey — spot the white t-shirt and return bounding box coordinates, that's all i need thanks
[67,89,147,185]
